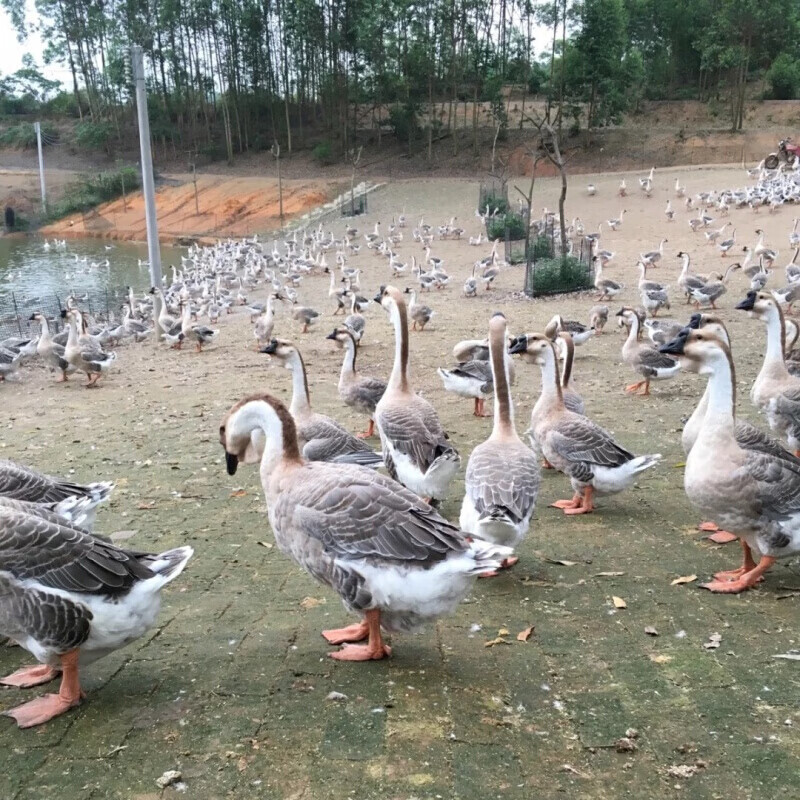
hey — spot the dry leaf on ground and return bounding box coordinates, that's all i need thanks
[612,596,627,609]
[300,596,326,609]
[671,574,697,585]
[517,626,534,642]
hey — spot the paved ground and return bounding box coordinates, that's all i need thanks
[1,168,799,799]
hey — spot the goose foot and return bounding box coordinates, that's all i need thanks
[56,373,68,383]
[550,493,581,510]
[356,420,375,439]
[3,651,83,728]
[329,611,390,661]
[479,555,519,579]
[702,555,776,594]
[563,487,595,515]
[624,381,645,394]
[322,622,369,645]
[1,664,59,689]
[473,398,491,417]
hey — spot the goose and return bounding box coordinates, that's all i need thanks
[675,178,686,197]
[616,307,681,394]
[343,292,366,344]
[509,333,660,514]
[544,314,595,346]
[676,251,714,304]
[640,238,667,267]
[459,313,539,575]
[643,318,683,346]
[587,184,597,196]
[0,495,96,531]
[658,328,800,593]
[675,312,795,540]
[772,284,800,313]
[220,393,509,661]
[0,345,23,382]
[62,311,116,388]
[373,286,460,502]
[618,178,627,197]
[480,263,500,290]
[468,232,484,246]
[688,263,741,309]
[260,338,382,467]
[463,265,478,297]
[0,504,192,727]
[327,269,349,314]
[452,338,489,363]
[718,228,736,256]
[606,209,626,231]
[736,291,800,454]
[785,249,800,283]
[437,360,493,417]
[0,459,113,531]
[253,293,281,350]
[593,258,624,301]
[665,200,675,221]
[640,287,671,318]
[403,289,434,331]
[637,261,665,293]
[753,229,778,263]
[326,327,387,438]
[704,223,728,245]
[588,304,609,334]
[789,219,800,249]
[555,333,586,415]
[180,303,219,351]
[639,166,655,190]
[289,302,320,333]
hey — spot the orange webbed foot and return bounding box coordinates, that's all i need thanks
[1,664,59,689]
[3,692,81,728]
[329,643,391,661]
[322,622,369,645]
[550,495,581,510]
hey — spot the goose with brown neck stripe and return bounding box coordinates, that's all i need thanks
[509,333,660,515]
[374,286,460,502]
[220,393,510,660]
[459,314,539,575]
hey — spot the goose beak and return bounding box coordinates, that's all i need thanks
[508,335,527,355]
[225,451,239,476]
[261,339,278,355]
[325,330,338,341]
[614,307,626,317]
[735,292,757,311]
[688,313,702,329]
[28,313,36,321]
[659,329,690,356]
[373,292,383,304]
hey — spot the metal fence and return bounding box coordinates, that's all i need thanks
[524,221,595,297]
[0,286,131,342]
[341,186,369,217]
[478,179,508,216]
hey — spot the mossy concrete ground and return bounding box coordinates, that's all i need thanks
[1,169,798,799]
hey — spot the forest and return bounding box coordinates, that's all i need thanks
[0,0,799,162]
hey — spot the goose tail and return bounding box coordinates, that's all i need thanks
[464,537,514,575]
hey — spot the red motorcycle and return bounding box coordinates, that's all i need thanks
[765,139,800,169]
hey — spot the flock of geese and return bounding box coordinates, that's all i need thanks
[3,162,800,729]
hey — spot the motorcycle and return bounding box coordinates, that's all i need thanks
[764,138,800,170]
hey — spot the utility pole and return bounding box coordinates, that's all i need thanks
[191,160,199,215]
[131,45,163,289]
[271,141,283,225]
[34,122,46,214]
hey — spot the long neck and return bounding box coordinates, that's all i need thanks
[288,353,312,415]
[625,313,641,346]
[67,317,78,346]
[560,336,575,389]
[39,317,51,342]
[539,343,564,406]
[764,307,788,372]
[340,336,357,381]
[266,295,273,316]
[240,402,301,481]
[489,330,514,439]
[701,353,737,435]
[388,303,410,392]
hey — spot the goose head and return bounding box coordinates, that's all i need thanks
[735,290,779,321]
[507,332,552,365]
[659,327,731,377]
[325,326,353,349]
[259,337,298,368]
[219,394,291,474]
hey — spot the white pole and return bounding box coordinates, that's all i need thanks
[35,122,46,213]
[131,45,163,290]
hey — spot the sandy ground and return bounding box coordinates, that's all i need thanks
[41,175,346,243]
[1,165,799,798]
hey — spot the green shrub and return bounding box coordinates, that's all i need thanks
[767,53,800,100]
[0,122,58,149]
[528,256,592,296]
[530,234,553,260]
[487,212,526,241]
[46,167,140,220]
[312,140,335,165]
[481,193,508,215]
[388,103,419,143]
[74,120,114,152]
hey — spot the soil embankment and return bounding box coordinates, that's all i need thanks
[40,175,344,244]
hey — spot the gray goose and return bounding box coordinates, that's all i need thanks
[261,338,381,467]
[616,307,681,395]
[437,360,493,417]
[0,503,192,727]
[326,327,387,438]
[374,286,460,502]
[220,393,510,661]
[459,314,539,575]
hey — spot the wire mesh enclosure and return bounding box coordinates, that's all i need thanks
[477,179,509,216]
[524,223,595,298]
[341,187,368,217]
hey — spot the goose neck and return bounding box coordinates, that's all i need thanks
[489,326,514,438]
[288,352,312,416]
[539,343,564,405]
[763,306,788,371]
[388,302,410,392]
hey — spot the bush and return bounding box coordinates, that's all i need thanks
[530,235,553,260]
[487,212,526,241]
[74,120,114,152]
[0,122,59,149]
[46,167,140,220]
[767,54,800,100]
[528,256,592,296]
[312,140,335,165]
[388,103,419,143]
[481,193,508,215]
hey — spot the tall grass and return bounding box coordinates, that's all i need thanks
[45,167,140,221]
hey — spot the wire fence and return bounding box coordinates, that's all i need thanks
[524,219,595,298]
[0,285,131,342]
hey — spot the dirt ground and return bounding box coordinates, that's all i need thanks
[1,165,799,799]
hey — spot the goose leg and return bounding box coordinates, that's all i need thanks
[357,419,375,439]
[56,371,68,383]
[3,650,83,728]
[322,621,369,645]
[329,610,391,661]
[702,555,776,594]
[624,380,645,394]
[551,493,582,510]
[712,540,759,581]
[1,664,60,688]
[564,486,595,515]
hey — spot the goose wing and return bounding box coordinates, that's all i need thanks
[465,442,539,524]
[377,395,456,473]
[352,377,387,408]
[449,360,493,383]
[548,416,634,467]
[638,347,678,371]
[300,416,373,462]
[0,460,90,504]
[274,463,466,565]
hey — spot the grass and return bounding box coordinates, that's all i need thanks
[44,167,140,221]
[528,255,593,296]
